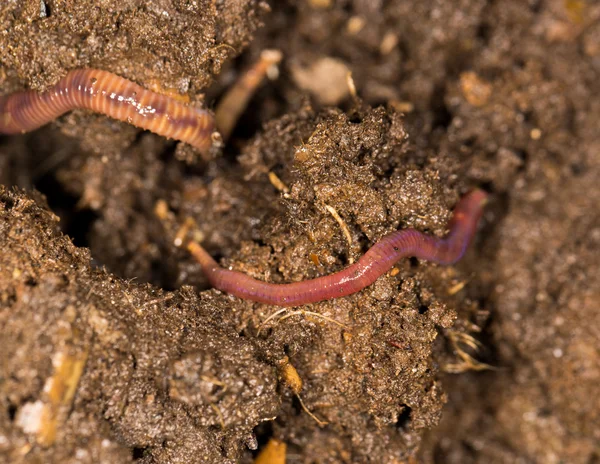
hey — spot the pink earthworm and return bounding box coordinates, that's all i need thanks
[188,189,488,306]
[0,68,216,154]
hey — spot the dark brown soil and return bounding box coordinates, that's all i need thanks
[1,1,599,463]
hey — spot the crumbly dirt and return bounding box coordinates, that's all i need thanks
[1,1,599,463]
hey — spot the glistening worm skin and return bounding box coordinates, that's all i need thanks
[188,189,488,307]
[0,69,216,154]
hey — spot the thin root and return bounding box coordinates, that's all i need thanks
[200,375,228,394]
[346,71,357,99]
[257,308,289,335]
[174,217,198,247]
[268,171,290,193]
[258,308,348,335]
[324,203,355,264]
[447,278,470,295]
[210,403,226,430]
[443,330,495,373]
[297,394,328,428]
[279,310,348,329]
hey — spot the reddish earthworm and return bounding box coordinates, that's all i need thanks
[0,69,216,154]
[188,189,488,307]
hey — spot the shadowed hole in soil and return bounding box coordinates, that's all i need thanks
[150,259,177,292]
[476,22,492,45]
[570,162,586,176]
[41,1,50,17]
[131,446,148,460]
[0,191,15,209]
[514,149,529,172]
[7,402,17,421]
[396,404,412,430]
[34,173,99,249]
[430,84,452,131]
[251,422,274,458]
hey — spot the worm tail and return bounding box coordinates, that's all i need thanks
[0,69,215,154]
[1,88,65,134]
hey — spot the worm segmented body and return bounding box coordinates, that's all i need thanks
[188,189,488,306]
[0,69,215,154]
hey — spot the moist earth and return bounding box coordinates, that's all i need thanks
[1,1,599,463]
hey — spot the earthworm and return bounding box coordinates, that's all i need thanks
[188,189,488,306]
[0,69,216,154]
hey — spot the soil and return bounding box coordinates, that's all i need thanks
[1,1,599,463]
